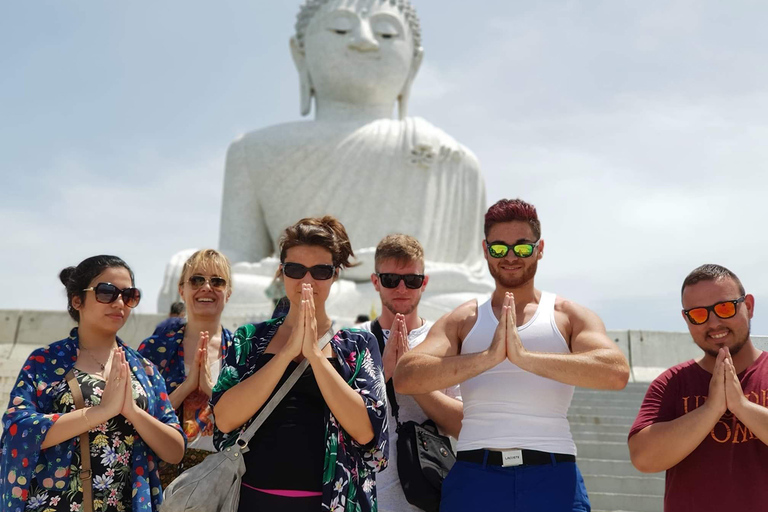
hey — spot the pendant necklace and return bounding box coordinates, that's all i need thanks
[80,347,110,373]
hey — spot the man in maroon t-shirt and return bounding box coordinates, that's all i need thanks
[628,264,768,511]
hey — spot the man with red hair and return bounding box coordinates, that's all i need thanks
[394,198,630,511]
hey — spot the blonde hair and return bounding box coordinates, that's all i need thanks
[178,249,232,290]
[374,234,424,272]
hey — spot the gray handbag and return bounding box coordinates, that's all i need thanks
[160,328,335,512]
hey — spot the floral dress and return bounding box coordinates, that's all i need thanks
[25,369,149,512]
[211,318,389,512]
[0,329,185,512]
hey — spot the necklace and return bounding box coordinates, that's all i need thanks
[79,346,111,373]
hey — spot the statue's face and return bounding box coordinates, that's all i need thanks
[304,0,415,107]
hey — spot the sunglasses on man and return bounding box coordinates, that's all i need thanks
[485,240,541,259]
[282,262,337,280]
[376,273,425,289]
[683,296,745,325]
[82,282,142,308]
[187,275,228,290]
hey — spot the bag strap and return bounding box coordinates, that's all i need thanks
[236,327,335,449]
[66,369,93,512]
[371,319,401,426]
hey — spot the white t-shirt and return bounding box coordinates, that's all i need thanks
[359,319,462,512]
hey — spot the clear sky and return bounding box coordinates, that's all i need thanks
[1,0,766,334]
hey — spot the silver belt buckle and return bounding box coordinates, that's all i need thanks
[501,449,523,467]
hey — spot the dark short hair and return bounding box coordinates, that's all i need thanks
[60,255,135,322]
[355,314,370,323]
[279,216,356,269]
[169,301,186,316]
[484,198,541,240]
[681,264,746,298]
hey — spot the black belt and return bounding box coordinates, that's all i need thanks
[457,449,575,467]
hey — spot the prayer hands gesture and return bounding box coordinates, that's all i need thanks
[283,294,306,360]
[97,348,141,422]
[709,347,746,417]
[301,284,323,361]
[488,292,527,366]
[381,313,409,381]
[183,331,216,397]
[197,332,215,397]
[117,349,141,421]
[99,348,128,419]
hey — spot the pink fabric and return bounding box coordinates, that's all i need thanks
[241,482,322,498]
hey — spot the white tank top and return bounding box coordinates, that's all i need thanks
[456,292,576,455]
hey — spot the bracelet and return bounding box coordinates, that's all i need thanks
[81,409,92,431]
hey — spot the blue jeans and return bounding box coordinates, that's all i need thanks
[440,457,591,512]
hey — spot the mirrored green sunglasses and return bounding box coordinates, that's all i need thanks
[486,240,541,259]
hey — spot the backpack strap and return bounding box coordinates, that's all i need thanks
[66,369,93,512]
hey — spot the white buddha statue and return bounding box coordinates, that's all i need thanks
[159,0,493,320]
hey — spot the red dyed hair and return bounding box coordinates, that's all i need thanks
[484,198,541,239]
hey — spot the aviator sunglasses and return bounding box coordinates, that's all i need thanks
[683,296,745,325]
[282,262,337,280]
[376,273,425,289]
[486,240,541,259]
[82,282,142,308]
[188,275,228,290]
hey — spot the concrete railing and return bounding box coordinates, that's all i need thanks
[0,310,261,350]
[0,310,263,415]
[0,310,766,416]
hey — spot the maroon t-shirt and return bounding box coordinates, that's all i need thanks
[629,352,768,512]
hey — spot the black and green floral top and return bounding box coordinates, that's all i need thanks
[24,369,148,512]
[211,318,389,512]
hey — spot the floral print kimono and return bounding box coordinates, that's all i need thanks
[0,329,184,512]
[137,323,232,395]
[211,318,389,512]
[138,324,232,440]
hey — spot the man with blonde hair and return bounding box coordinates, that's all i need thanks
[360,234,462,512]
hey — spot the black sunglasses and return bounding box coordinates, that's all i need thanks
[188,275,227,290]
[377,273,425,289]
[282,262,337,280]
[82,282,141,308]
[486,240,541,259]
[683,296,745,325]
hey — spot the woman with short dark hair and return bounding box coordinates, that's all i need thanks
[212,216,388,512]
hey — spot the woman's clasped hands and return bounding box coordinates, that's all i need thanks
[283,283,325,362]
[181,331,216,398]
[97,348,141,422]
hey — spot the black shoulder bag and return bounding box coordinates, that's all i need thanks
[371,320,456,512]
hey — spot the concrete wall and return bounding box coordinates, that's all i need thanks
[0,310,258,420]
